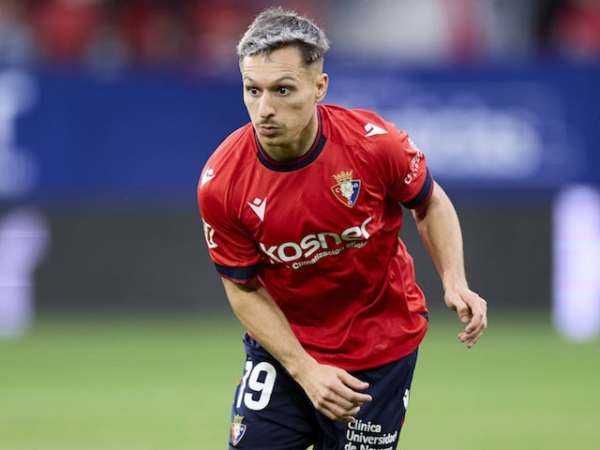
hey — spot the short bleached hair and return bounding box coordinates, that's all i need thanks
[237,7,330,65]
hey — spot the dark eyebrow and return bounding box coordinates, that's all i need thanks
[243,76,299,84]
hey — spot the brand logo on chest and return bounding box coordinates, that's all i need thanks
[331,170,361,208]
[248,197,267,221]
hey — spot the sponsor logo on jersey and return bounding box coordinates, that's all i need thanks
[331,170,361,208]
[259,217,372,269]
[230,415,246,447]
[248,197,267,221]
[403,151,424,185]
[364,122,388,137]
[200,167,216,187]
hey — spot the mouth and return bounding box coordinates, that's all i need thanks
[257,124,281,137]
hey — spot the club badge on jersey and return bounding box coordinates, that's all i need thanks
[331,170,361,208]
[230,415,247,447]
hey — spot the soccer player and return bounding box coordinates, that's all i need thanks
[198,8,487,450]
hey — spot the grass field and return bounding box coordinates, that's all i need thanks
[1,313,599,450]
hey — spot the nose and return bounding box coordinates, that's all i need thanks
[257,92,276,120]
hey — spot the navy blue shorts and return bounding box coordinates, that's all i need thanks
[228,335,418,450]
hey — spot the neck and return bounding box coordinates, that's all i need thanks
[258,109,319,162]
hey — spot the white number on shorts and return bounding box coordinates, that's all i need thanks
[236,361,277,411]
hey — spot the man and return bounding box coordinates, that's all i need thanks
[198,8,487,450]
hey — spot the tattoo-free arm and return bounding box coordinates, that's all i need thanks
[223,278,314,377]
[222,278,372,420]
[411,182,488,347]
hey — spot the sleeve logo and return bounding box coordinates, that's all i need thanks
[202,220,218,249]
[200,168,215,187]
[404,151,424,185]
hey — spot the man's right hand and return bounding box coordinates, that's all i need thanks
[292,361,372,422]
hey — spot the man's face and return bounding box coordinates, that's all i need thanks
[240,46,327,146]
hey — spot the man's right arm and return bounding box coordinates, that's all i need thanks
[198,166,370,421]
[223,278,372,422]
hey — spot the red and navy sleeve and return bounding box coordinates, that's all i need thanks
[197,174,260,284]
[376,127,434,208]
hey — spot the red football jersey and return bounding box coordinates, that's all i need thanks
[198,104,432,370]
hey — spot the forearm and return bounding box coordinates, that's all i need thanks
[412,183,467,291]
[222,278,371,421]
[222,278,316,379]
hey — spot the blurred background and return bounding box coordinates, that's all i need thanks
[0,1,599,449]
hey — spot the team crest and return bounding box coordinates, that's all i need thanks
[331,170,361,208]
[230,415,247,447]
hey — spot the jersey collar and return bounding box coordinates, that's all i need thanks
[254,106,326,172]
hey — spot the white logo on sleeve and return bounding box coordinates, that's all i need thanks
[200,168,215,187]
[364,122,388,137]
[248,197,267,221]
[202,220,218,248]
[403,389,410,409]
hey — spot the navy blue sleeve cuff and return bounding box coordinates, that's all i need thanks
[215,264,257,283]
[402,169,434,209]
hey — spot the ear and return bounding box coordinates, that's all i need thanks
[315,73,329,103]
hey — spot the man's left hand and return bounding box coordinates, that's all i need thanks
[444,287,488,348]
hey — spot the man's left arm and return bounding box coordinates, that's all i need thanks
[411,182,488,348]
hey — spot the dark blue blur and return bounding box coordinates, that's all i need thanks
[1,60,598,205]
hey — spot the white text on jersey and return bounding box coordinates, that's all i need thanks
[259,217,372,269]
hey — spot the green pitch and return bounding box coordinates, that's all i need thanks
[1,313,599,450]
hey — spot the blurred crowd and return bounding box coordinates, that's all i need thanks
[0,0,598,71]
[0,0,302,71]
